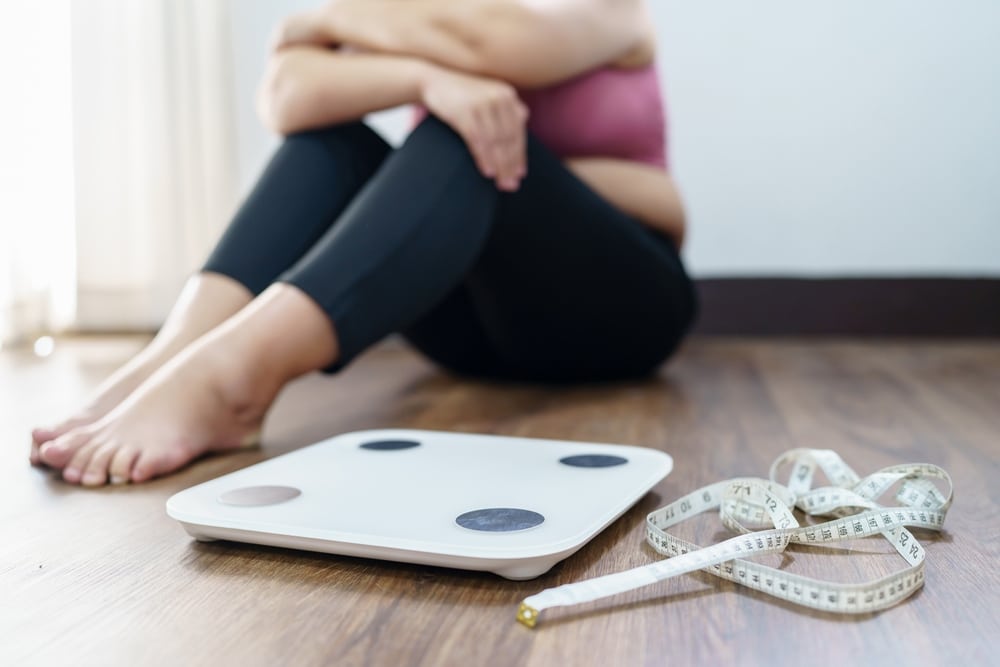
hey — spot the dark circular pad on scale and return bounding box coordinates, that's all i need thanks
[455,508,545,532]
[559,454,628,468]
[359,439,421,451]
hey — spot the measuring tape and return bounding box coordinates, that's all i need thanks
[516,448,952,628]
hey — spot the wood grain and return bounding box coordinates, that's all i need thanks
[2,336,997,666]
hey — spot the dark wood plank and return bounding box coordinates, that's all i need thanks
[1,336,997,665]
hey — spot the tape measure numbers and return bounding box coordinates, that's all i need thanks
[517,449,952,628]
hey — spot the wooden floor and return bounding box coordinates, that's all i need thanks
[2,336,997,666]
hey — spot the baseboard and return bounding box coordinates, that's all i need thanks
[693,277,1000,336]
[69,278,1000,338]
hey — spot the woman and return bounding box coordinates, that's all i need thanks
[30,0,696,486]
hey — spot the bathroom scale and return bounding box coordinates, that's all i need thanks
[166,429,672,580]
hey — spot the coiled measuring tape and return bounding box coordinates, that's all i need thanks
[516,448,952,628]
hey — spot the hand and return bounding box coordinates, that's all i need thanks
[270,8,335,52]
[419,66,529,192]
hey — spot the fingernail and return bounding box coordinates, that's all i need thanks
[501,178,519,191]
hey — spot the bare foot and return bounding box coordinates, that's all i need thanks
[30,273,253,464]
[36,282,338,485]
[36,338,276,486]
[30,353,163,464]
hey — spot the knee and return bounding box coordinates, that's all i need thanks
[275,121,391,179]
[384,115,497,208]
[405,115,482,172]
[409,114,461,142]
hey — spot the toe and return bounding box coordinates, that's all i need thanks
[132,447,189,484]
[32,427,58,445]
[108,447,140,485]
[81,444,118,487]
[39,430,93,469]
[62,440,102,484]
[30,439,42,466]
[130,452,159,483]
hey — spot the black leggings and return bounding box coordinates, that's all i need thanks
[203,117,697,383]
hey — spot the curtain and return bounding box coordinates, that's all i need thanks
[0,2,77,345]
[71,0,239,330]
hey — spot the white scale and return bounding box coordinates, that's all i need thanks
[166,429,672,580]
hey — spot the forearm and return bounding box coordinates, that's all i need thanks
[321,0,641,88]
[258,47,432,135]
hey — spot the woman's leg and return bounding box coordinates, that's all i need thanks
[404,136,697,383]
[31,122,391,460]
[29,275,250,460]
[39,117,696,485]
[39,284,337,485]
[38,117,499,485]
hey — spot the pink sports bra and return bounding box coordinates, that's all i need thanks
[518,63,668,169]
[413,63,668,169]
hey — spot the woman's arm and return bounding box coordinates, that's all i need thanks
[259,45,530,191]
[258,47,430,135]
[279,0,645,88]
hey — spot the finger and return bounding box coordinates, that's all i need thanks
[270,12,321,52]
[514,102,529,178]
[479,104,512,188]
[496,101,528,190]
[462,121,496,181]
[470,108,500,180]
[489,102,520,191]
[463,131,494,180]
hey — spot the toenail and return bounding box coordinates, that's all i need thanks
[110,475,127,485]
[82,472,103,485]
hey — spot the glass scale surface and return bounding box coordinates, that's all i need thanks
[167,429,672,580]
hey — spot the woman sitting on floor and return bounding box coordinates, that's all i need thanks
[31,0,696,485]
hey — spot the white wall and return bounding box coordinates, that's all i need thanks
[228,0,314,195]
[226,0,413,193]
[228,1,1000,277]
